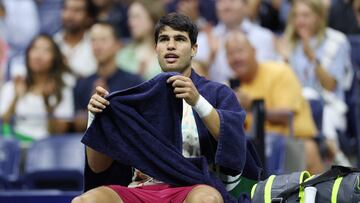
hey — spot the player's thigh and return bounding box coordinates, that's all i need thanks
[71,186,123,203]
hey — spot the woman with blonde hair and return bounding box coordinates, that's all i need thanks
[116,0,165,80]
[277,0,353,166]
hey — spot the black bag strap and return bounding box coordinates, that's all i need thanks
[273,165,360,202]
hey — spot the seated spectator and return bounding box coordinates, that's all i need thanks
[116,0,165,81]
[277,0,353,166]
[194,0,277,82]
[54,0,97,80]
[226,31,324,174]
[73,22,143,132]
[91,0,130,39]
[0,34,74,144]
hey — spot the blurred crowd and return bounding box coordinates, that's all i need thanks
[0,0,360,175]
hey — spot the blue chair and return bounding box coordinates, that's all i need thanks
[0,137,21,189]
[265,133,286,175]
[23,134,85,191]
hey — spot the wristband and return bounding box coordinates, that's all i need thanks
[193,95,214,118]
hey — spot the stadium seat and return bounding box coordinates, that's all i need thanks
[0,137,21,189]
[23,134,85,191]
[265,133,286,175]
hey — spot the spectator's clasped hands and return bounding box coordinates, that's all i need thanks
[299,30,316,62]
[88,86,110,114]
[274,36,290,62]
[302,37,316,62]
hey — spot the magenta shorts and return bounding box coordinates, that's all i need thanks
[107,184,199,203]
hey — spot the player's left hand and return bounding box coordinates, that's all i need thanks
[167,75,199,106]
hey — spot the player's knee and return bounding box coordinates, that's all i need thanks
[200,194,222,203]
[71,195,88,203]
[186,185,223,203]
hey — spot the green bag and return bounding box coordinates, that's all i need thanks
[251,171,311,203]
[251,165,360,203]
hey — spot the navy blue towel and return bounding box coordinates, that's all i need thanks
[82,71,262,202]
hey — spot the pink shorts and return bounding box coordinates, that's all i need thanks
[107,184,199,203]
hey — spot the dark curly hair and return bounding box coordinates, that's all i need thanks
[154,12,198,46]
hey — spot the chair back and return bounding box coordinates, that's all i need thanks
[24,134,85,191]
[0,137,21,188]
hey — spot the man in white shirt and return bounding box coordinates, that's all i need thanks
[54,0,97,79]
[194,0,278,83]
